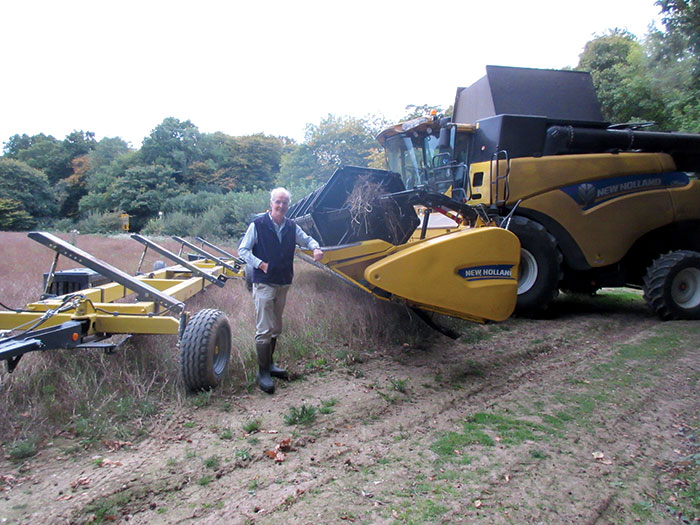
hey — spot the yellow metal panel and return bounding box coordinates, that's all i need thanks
[507,153,675,203]
[670,177,700,221]
[523,188,674,266]
[0,312,77,330]
[300,239,395,264]
[94,315,180,335]
[161,277,208,302]
[364,227,520,322]
[468,152,675,206]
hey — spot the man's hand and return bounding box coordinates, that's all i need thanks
[312,248,324,262]
[259,262,268,273]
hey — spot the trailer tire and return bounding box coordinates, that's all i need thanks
[509,216,562,315]
[643,250,700,320]
[180,308,231,391]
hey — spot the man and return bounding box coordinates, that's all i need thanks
[238,187,324,394]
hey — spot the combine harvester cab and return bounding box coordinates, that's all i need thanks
[288,166,521,324]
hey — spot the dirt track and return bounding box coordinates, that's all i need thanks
[1,291,698,524]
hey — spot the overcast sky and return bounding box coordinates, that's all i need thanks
[1,0,662,148]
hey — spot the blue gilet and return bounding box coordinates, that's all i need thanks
[252,214,296,285]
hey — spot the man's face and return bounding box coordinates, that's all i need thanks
[270,193,290,218]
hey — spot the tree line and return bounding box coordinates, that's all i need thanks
[1,1,697,238]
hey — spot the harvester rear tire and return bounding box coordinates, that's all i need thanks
[509,216,562,315]
[643,250,700,320]
[180,308,232,391]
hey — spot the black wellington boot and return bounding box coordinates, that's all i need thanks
[269,337,289,380]
[256,342,275,394]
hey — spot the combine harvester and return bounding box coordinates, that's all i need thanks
[290,65,700,321]
[0,232,245,390]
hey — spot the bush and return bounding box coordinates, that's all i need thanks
[75,212,124,234]
[142,189,270,241]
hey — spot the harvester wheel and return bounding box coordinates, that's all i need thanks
[643,250,700,320]
[180,308,232,391]
[509,216,562,315]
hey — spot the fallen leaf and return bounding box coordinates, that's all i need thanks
[103,440,132,451]
[392,509,399,518]
[264,450,277,459]
[474,500,482,508]
[56,494,73,501]
[274,452,286,463]
[592,451,605,460]
[70,477,91,489]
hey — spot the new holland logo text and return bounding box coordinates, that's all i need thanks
[458,265,514,281]
[561,171,689,209]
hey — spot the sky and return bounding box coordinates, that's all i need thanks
[1,0,663,149]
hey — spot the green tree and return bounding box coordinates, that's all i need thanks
[89,137,131,169]
[79,150,142,216]
[0,159,58,223]
[2,130,98,186]
[140,118,202,182]
[657,0,700,59]
[4,134,71,184]
[577,29,668,127]
[647,0,700,131]
[304,115,380,177]
[278,144,325,188]
[106,164,184,231]
[63,130,96,160]
[0,198,35,231]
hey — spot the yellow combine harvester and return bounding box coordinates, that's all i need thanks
[290,66,700,321]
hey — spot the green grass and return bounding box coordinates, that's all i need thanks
[431,412,560,463]
[204,455,220,469]
[390,378,409,393]
[319,397,338,414]
[242,418,262,433]
[8,438,37,461]
[284,404,317,426]
[393,498,449,524]
[197,475,213,486]
[235,448,251,461]
[190,390,212,408]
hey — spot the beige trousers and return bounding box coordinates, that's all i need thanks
[253,283,290,344]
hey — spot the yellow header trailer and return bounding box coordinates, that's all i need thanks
[0,232,245,390]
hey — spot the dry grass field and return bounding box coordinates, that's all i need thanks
[0,231,698,524]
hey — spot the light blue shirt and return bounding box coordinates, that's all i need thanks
[238,213,321,270]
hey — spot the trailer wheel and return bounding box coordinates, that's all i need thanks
[509,216,563,315]
[180,308,231,390]
[643,250,700,320]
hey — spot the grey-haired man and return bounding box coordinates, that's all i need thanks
[238,187,323,394]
